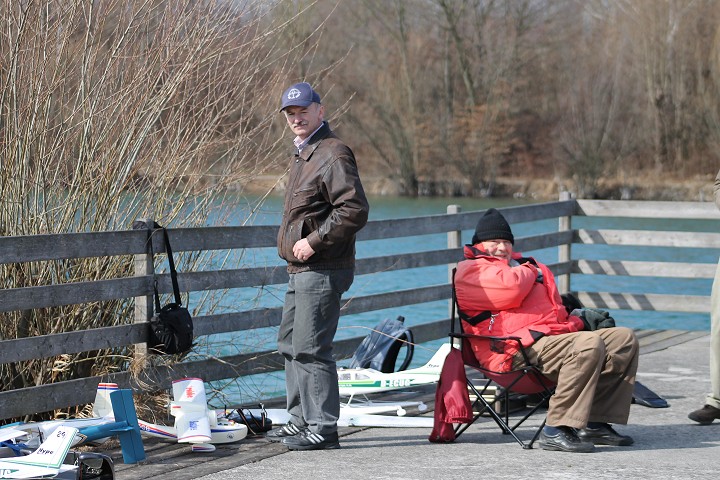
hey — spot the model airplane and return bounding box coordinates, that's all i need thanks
[120,378,247,452]
[242,344,452,431]
[1,389,144,465]
[337,342,451,404]
[0,383,121,454]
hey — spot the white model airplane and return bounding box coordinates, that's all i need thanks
[128,378,247,452]
[1,388,144,465]
[337,342,451,404]
[0,383,120,454]
[0,426,79,479]
[244,344,452,430]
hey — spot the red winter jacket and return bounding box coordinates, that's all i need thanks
[454,245,584,372]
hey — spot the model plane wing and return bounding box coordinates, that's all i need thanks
[0,428,29,444]
[0,426,78,479]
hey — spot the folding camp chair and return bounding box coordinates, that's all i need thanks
[449,268,556,449]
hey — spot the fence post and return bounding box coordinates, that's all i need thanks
[557,192,572,293]
[133,218,155,366]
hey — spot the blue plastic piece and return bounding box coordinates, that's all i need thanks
[78,389,146,464]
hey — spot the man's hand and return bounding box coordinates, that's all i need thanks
[293,238,315,262]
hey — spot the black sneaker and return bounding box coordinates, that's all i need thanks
[282,430,340,451]
[266,422,305,443]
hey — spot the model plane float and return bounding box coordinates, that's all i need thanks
[253,343,452,429]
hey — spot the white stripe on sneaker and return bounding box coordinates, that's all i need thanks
[283,423,301,435]
[306,432,324,444]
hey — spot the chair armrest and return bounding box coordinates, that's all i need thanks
[450,331,523,345]
[449,332,534,369]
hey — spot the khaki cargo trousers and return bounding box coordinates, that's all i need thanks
[515,327,639,428]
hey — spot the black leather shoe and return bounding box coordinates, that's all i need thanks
[688,405,720,425]
[538,427,595,453]
[577,424,634,446]
[266,422,305,443]
[282,430,340,451]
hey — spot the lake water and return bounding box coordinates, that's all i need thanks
[198,194,719,406]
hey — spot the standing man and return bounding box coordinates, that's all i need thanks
[268,82,369,450]
[689,168,720,424]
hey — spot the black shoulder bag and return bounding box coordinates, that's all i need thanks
[144,224,194,355]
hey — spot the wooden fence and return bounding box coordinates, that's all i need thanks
[1,198,718,420]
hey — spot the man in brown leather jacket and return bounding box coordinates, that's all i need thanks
[268,82,369,451]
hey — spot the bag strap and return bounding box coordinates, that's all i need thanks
[160,227,183,306]
[141,222,183,309]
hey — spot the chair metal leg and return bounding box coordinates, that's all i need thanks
[456,378,554,449]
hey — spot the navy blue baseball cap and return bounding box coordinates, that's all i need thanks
[280,82,321,111]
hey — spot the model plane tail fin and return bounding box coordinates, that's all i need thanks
[417,343,452,373]
[1,425,76,470]
[92,383,119,418]
[79,389,146,464]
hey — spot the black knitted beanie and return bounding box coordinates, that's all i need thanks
[471,208,514,245]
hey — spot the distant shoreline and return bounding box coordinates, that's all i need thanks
[241,174,716,202]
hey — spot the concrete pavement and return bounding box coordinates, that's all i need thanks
[192,333,720,480]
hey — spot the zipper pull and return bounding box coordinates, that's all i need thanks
[488,314,497,332]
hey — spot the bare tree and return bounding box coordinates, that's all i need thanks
[0,0,307,416]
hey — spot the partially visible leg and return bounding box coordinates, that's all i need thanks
[276,274,306,428]
[688,258,720,424]
[527,331,605,429]
[587,327,639,425]
[707,259,720,409]
[527,332,603,453]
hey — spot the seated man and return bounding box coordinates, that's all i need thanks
[454,208,639,453]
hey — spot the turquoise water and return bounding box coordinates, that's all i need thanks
[196,194,719,406]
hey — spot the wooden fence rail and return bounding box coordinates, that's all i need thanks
[0,198,718,420]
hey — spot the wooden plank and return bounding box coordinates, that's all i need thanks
[577,199,720,219]
[357,200,575,241]
[339,285,451,315]
[162,225,278,251]
[355,249,462,275]
[0,230,146,263]
[0,276,151,312]
[193,308,283,336]
[638,330,709,354]
[173,266,288,292]
[574,260,717,278]
[515,231,573,252]
[576,229,720,249]
[577,291,710,313]
[0,324,145,364]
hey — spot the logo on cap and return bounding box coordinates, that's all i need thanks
[287,88,301,100]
